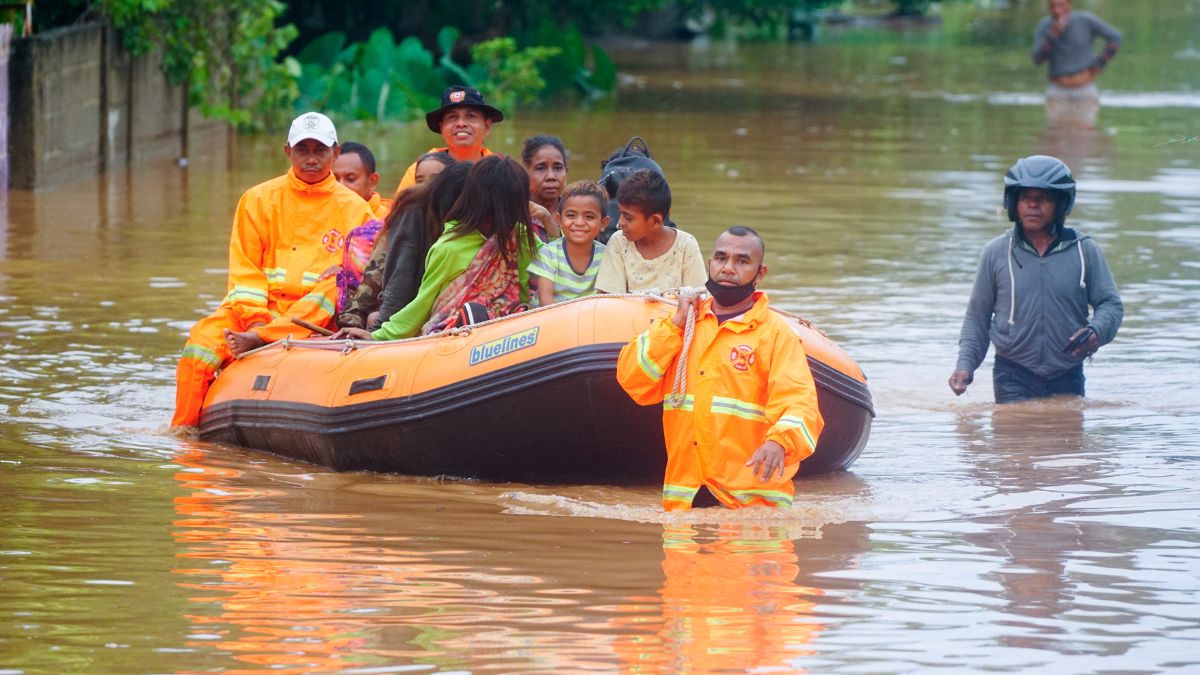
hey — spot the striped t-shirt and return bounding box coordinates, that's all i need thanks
[526,239,605,303]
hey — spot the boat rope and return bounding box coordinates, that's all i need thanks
[665,296,697,408]
[230,287,810,360]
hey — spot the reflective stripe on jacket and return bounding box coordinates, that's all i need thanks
[616,292,824,511]
[224,169,375,338]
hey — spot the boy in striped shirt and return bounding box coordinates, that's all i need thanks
[527,180,608,305]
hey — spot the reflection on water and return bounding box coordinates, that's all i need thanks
[3,0,1200,671]
[167,446,870,672]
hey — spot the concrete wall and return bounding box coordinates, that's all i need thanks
[7,22,227,190]
[1,24,10,191]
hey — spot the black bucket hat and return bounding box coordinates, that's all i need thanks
[425,86,505,134]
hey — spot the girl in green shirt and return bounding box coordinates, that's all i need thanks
[333,155,540,341]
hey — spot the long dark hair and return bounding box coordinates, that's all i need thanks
[423,161,472,245]
[381,160,472,247]
[445,155,535,263]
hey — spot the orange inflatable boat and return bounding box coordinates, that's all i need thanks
[199,295,873,483]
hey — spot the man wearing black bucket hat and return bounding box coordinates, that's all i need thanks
[392,86,504,194]
[949,155,1123,403]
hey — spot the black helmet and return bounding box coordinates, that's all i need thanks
[1003,155,1076,227]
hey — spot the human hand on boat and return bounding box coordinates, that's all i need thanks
[746,440,786,481]
[671,292,702,329]
[948,369,973,396]
[329,327,374,341]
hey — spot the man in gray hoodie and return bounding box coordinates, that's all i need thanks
[949,155,1122,403]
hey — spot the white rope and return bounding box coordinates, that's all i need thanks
[665,299,697,408]
[232,290,690,360]
[226,287,815,376]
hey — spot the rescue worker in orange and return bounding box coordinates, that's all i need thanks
[616,226,824,511]
[333,141,390,219]
[391,85,502,193]
[171,112,375,431]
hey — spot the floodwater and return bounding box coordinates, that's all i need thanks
[3,2,1199,672]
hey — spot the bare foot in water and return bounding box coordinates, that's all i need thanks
[224,328,266,357]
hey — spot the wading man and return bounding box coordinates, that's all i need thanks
[1033,0,1121,121]
[616,226,824,511]
[949,155,1123,403]
[172,112,375,431]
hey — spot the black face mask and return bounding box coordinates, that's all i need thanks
[705,275,758,307]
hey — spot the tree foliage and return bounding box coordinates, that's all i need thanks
[95,0,298,131]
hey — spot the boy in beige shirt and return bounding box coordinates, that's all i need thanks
[595,170,706,293]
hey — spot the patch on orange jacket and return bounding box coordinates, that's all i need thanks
[321,229,345,254]
[729,345,756,371]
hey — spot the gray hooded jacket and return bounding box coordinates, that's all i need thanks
[955,227,1123,378]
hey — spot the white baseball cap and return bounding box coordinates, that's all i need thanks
[287,112,338,147]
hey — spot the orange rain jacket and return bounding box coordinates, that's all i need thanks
[392,146,495,194]
[172,168,375,428]
[366,191,391,220]
[616,292,824,511]
[226,168,375,341]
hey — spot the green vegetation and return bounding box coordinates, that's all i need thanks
[17,0,962,129]
[292,22,614,121]
[96,0,297,131]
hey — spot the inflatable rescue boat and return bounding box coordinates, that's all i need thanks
[199,295,873,483]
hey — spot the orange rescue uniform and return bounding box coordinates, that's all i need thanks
[172,169,375,427]
[616,292,824,511]
[366,191,391,220]
[392,146,495,194]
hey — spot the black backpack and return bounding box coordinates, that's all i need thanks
[597,137,674,244]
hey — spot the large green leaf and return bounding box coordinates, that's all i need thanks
[395,36,445,97]
[436,26,460,59]
[362,28,397,78]
[587,44,616,93]
[295,31,346,67]
[359,66,390,119]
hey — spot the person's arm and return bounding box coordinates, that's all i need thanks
[526,244,559,307]
[223,190,273,327]
[951,246,998,395]
[534,275,556,307]
[338,232,388,328]
[759,325,824,472]
[529,202,559,240]
[1082,239,1123,346]
[372,237,464,340]
[615,314,686,406]
[1085,13,1122,72]
[517,227,542,305]
[1032,18,1058,65]
[372,213,429,329]
[255,276,340,342]
[593,235,627,294]
[255,201,375,341]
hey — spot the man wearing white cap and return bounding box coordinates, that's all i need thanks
[171,112,375,430]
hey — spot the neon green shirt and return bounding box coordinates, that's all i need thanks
[372,222,537,340]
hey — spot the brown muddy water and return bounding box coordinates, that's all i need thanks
[3,2,1199,672]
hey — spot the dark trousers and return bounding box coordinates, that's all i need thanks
[993,356,1085,404]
